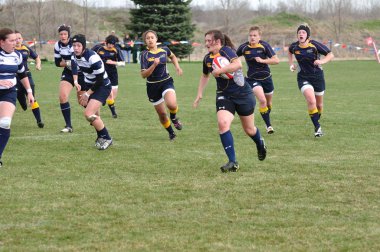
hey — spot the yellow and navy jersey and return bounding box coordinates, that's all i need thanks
[15,44,38,72]
[54,39,73,68]
[289,39,331,74]
[71,49,110,91]
[140,46,172,84]
[0,48,26,89]
[203,46,247,95]
[236,40,275,80]
[92,44,124,75]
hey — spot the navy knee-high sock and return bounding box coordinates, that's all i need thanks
[220,130,236,162]
[60,102,71,128]
[0,127,11,159]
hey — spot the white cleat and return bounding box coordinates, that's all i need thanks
[60,126,73,133]
[314,127,323,137]
[266,126,274,134]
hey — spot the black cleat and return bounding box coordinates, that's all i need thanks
[169,132,176,141]
[220,161,239,173]
[171,118,183,130]
[112,114,118,118]
[0,160,2,168]
[257,138,267,161]
[37,121,44,128]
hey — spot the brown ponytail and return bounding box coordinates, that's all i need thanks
[205,29,235,50]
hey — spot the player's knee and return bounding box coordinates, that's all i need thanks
[85,114,98,123]
[0,117,12,129]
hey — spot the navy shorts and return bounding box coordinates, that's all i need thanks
[17,72,35,94]
[297,72,325,93]
[108,71,119,87]
[61,68,85,87]
[89,84,112,105]
[216,92,256,116]
[146,78,175,104]
[246,76,274,94]
[0,86,17,105]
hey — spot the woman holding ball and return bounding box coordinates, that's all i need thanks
[193,29,267,173]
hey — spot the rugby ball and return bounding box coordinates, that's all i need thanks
[212,56,234,79]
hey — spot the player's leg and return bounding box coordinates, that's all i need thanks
[163,88,182,130]
[0,100,16,167]
[59,80,74,132]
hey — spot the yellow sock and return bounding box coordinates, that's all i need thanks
[32,101,40,109]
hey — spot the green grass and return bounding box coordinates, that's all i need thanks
[353,19,380,31]
[0,60,379,251]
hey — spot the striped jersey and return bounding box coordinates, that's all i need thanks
[0,48,26,89]
[54,40,73,68]
[71,49,110,91]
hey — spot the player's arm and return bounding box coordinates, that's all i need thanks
[314,52,334,65]
[212,57,242,78]
[140,51,159,79]
[35,55,42,70]
[169,53,183,76]
[288,50,297,72]
[193,73,210,108]
[255,55,279,65]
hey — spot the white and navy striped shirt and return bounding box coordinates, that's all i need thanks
[54,40,73,67]
[71,49,110,91]
[0,48,25,90]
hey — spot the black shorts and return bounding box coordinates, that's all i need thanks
[0,86,17,105]
[89,84,112,105]
[108,71,119,87]
[215,92,256,116]
[297,72,325,94]
[146,78,175,105]
[61,68,85,87]
[246,76,275,94]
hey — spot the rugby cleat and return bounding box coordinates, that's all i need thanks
[314,126,323,137]
[112,114,118,119]
[94,137,103,148]
[169,132,177,141]
[37,121,44,128]
[0,160,2,168]
[266,126,274,134]
[97,138,113,150]
[220,161,239,173]
[257,138,267,161]
[60,126,73,133]
[171,118,183,130]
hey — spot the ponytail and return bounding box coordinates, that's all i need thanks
[205,29,235,49]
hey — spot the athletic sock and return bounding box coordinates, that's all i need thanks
[162,119,175,134]
[60,102,71,128]
[309,108,320,129]
[259,106,271,128]
[169,106,179,120]
[32,101,42,123]
[107,99,117,116]
[97,127,111,140]
[0,128,10,158]
[220,130,236,163]
[250,127,263,148]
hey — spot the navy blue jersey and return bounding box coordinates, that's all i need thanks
[0,48,26,89]
[71,49,110,92]
[288,40,331,74]
[15,44,38,72]
[140,46,172,84]
[54,39,73,68]
[93,45,123,75]
[236,40,275,80]
[203,46,250,96]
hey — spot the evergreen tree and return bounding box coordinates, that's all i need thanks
[128,0,195,59]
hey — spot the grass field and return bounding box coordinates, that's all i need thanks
[0,60,379,251]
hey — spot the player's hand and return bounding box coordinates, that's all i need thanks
[0,80,14,88]
[79,93,89,107]
[27,93,35,105]
[289,64,297,72]
[255,57,264,63]
[176,67,183,76]
[36,63,41,71]
[193,95,202,108]
[74,83,81,92]
[211,68,221,78]
[153,58,160,66]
